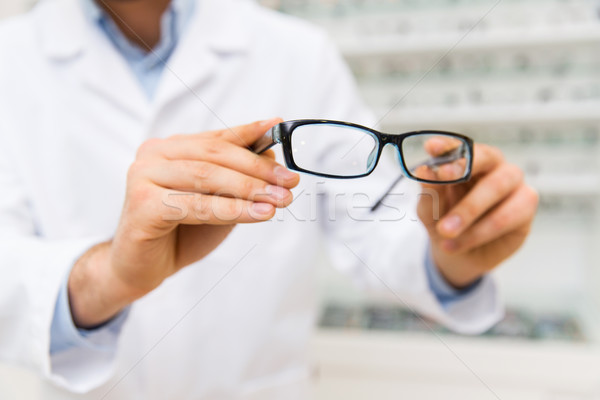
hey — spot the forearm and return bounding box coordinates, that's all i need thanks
[67,242,142,329]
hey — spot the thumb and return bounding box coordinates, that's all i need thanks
[218,118,283,148]
[424,135,463,157]
[416,182,447,237]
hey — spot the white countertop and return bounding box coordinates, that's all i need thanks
[311,330,600,400]
[2,330,600,399]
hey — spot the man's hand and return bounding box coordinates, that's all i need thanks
[417,142,539,289]
[68,118,300,328]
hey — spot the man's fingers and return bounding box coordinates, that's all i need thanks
[436,162,524,238]
[157,189,276,225]
[449,223,532,275]
[145,160,294,208]
[212,118,283,147]
[470,143,504,177]
[440,184,539,253]
[418,144,506,235]
[263,149,276,160]
[414,159,468,183]
[417,184,448,233]
[436,159,468,182]
[143,138,299,188]
[424,136,463,157]
[135,118,283,159]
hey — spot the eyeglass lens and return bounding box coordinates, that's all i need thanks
[401,133,470,182]
[290,123,469,182]
[291,124,378,177]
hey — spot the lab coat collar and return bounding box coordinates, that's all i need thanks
[38,0,251,61]
[151,0,252,109]
[37,0,87,60]
[36,0,252,120]
[192,0,251,54]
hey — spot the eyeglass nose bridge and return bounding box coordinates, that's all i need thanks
[363,132,401,174]
[378,134,414,178]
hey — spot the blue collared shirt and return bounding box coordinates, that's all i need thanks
[80,0,195,99]
[50,0,477,355]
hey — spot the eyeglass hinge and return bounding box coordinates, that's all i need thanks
[272,124,283,143]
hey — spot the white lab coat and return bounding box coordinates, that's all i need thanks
[0,0,502,398]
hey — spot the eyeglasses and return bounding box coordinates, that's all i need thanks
[251,119,474,211]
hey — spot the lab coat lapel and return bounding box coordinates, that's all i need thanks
[79,31,149,119]
[153,0,250,111]
[38,0,149,121]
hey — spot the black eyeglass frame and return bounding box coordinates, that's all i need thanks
[251,119,474,185]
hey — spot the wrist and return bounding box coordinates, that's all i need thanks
[439,268,481,290]
[431,248,483,290]
[68,242,142,329]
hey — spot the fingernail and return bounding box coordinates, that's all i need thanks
[441,215,462,234]
[442,163,464,178]
[442,240,458,252]
[252,202,274,215]
[265,185,290,201]
[274,166,298,181]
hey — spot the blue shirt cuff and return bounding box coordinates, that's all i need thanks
[50,274,130,354]
[425,243,482,309]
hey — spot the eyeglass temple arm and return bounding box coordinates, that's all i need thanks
[370,145,466,212]
[249,125,282,154]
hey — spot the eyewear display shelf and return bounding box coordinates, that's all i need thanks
[263,0,600,342]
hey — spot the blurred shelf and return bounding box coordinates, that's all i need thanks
[319,304,586,341]
[357,71,600,85]
[338,25,600,58]
[528,174,600,197]
[272,0,590,16]
[378,102,600,127]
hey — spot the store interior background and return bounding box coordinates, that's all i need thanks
[1,0,600,398]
